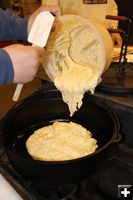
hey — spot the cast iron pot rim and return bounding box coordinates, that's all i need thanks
[1,89,121,164]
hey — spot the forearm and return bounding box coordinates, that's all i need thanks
[0,48,14,84]
[0,8,28,41]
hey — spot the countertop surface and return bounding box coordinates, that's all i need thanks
[0,174,23,200]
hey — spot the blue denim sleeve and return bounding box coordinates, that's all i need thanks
[0,48,14,84]
[0,8,29,84]
[0,8,28,41]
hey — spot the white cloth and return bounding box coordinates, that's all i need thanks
[0,173,23,200]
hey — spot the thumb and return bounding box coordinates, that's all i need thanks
[33,46,45,56]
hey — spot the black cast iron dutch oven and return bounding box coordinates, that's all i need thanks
[0,89,121,184]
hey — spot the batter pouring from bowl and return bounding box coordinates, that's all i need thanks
[42,15,113,116]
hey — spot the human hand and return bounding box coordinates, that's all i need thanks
[4,44,44,83]
[110,33,122,47]
[28,5,61,33]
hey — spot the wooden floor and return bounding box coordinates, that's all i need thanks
[0,77,41,118]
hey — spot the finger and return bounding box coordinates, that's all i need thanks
[52,18,62,32]
[33,46,45,56]
[40,5,61,17]
[50,7,61,16]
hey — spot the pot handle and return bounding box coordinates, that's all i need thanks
[107,132,122,146]
[111,132,122,144]
[108,113,122,144]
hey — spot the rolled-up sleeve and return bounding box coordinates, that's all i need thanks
[0,48,14,84]
[0,8,28,84]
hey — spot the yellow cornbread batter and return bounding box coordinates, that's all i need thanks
[26,121,98,161]
[43,15,104,116]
